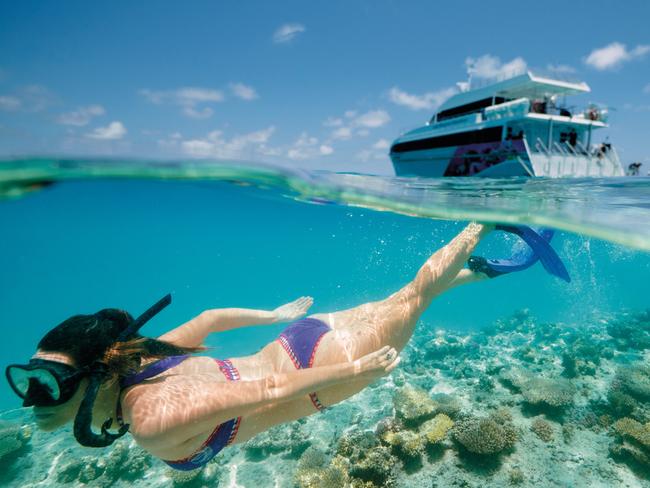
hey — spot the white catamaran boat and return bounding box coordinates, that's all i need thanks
[390,70,624,177]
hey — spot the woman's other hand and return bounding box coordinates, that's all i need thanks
[272,296,314,323]
[353,345,401,380]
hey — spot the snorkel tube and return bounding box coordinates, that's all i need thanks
[73,294,172,448]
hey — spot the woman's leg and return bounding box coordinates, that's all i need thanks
[314,222,493,359]
[308,222,493,407]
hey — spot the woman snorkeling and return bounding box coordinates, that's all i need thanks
[6,222,568,471]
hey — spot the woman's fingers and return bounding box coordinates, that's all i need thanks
[368,346,399,372]
[385,356,401,372]
[294,296,313,310]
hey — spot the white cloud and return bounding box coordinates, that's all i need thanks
[644,83,650,94]
[354,110,391,128]
[0,85,56,112]
[182,126,276,159]
[140,87,224,119]
[388,86,457,111]
[57,105,105,126]
[465,55,527,79]
[373,139,390,150]
[357,139,392,163]
[230,82,258,100]
[86,121,127,140]
[287,132,333,160]
[585,42,650,70]
[323,117,343,127]
[331,126,352,140]
[273,23,305,44]
[0,95,21,111]
[325,109,391,143]
[20,85,56,112]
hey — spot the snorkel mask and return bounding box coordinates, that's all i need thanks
[5,293,172,448]
[6,358,88,407]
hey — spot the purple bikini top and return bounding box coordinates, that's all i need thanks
[117,354,242,471]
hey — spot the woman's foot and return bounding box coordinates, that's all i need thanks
[466,225,570,282]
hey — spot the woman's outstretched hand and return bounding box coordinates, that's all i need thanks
[353,345,401,381]
[272,296,314,323]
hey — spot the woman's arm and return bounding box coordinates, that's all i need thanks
[158,297,314,348]
[130,346,399,444]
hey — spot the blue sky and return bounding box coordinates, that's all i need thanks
[0,0,648,174]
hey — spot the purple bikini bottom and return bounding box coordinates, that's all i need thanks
[276,317,332,412]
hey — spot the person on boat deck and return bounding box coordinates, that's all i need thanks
[6,222,568,471]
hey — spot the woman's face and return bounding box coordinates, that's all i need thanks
[30,350,87,431]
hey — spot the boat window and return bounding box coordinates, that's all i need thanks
[436,97,507,122]
[391,126,503,153]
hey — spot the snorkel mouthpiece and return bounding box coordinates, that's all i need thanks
[72,293,172,448]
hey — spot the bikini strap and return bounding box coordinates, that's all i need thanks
[120,355,190,389]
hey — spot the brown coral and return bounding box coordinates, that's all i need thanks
[530,417,554,442]
[393,385,438,427]
[452,417,518,455]
[419,414,454,445]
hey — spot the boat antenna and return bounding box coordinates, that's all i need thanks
[457,61,475,92]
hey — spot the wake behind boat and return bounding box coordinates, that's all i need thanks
[390,70,624,177]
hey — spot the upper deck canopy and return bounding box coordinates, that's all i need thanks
[437,71,591,113]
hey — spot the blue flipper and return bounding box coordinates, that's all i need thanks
[469,225,571,282]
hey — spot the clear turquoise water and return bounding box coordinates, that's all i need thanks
[1,158,649,486]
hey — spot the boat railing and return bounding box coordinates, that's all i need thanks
[553,142,568,155]
[534,137,551,156]
[530,137,623,176]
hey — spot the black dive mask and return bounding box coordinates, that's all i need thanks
[6,358,87,407]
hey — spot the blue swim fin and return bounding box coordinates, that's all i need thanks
[468,225,571,282]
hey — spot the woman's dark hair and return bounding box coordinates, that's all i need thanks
[39,308,206,385]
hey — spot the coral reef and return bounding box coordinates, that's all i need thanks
[423,331,473,362]
[530,417,554,442]
[295,447,350,488]
[610,418,650,468]
[244,420,311,459]
[381,429,425,460]
[419,414,454,445]
[508,467,525,484]
[520,377,576,409]
[430,393,462,419]
[606,310,650,351]
[335,429,399,487]
[392,385,438,427]
[56,441,153,486]
[0,420,30,461]
[615,363,650,401]
[452,416,518,456]
[167,466,205,487]
[9,307,650,488]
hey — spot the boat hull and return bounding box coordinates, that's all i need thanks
[391,139,531,177]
